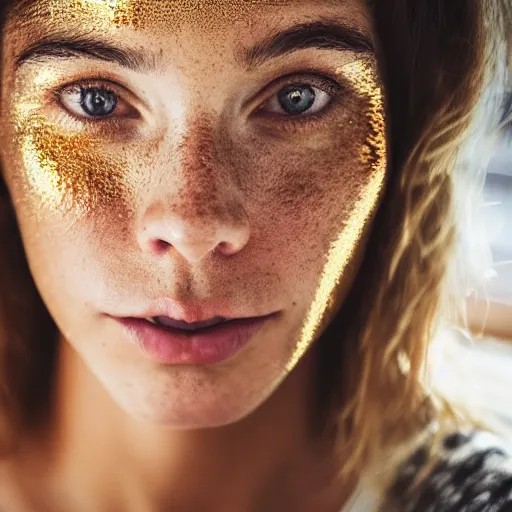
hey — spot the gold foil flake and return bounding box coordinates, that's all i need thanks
[10,68,132,215]
[341,60,387,175]
[286,60,387,371]
[33,68,58,87]
[11,70,54,120]
[111,0,288,30]
[45,0,288,31]
[48,0,118,25]
[18,115,129,215]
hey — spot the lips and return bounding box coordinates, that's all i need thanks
[123,298,245,327]
[110,298,279,364]
[116,312,279,365]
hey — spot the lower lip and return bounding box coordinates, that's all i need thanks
[116,314,276,365]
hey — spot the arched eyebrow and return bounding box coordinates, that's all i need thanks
[14,34,156,72]
[239,20,374,69]
[13,19,374,73]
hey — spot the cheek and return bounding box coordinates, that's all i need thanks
[252,141,384,297]
[263,62,384,244]
[236,62,386,230]
[7,117,131,216]
[236,70,387,366]
[240,121,385,250]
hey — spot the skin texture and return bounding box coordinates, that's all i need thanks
[0,0,386,510]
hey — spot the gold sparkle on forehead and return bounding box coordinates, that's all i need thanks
[17,115,129,215]
[46,0,288,30]
[286,60,387,372]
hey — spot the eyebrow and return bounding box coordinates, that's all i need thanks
[14,19,374,73]
[240,20,374,68]
[14,35,156,72]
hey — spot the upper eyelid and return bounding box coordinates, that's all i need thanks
[56,70,342,91]
[270,74,341,94]
[57,78,128,96]
[241,71,344,112]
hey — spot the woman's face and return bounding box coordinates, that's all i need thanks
[0,0,386,427]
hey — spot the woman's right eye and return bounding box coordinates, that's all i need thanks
[58,83,134,120]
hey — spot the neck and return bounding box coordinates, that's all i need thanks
[19,339,353,512]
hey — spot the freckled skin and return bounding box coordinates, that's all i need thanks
[0,0,386,430]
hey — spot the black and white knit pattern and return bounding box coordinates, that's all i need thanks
[388,430,512,511]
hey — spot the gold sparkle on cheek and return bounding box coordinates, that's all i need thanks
[286,60,388,372]
[342,60,387,175]
[17,115,129,215]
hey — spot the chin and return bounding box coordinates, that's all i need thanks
[108,379,262,429]
[123,402,256,429]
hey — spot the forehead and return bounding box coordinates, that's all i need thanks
[9,0,370,33]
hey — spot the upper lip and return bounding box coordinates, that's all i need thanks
[115,298,274,327]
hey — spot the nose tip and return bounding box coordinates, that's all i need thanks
[138,211,251,263]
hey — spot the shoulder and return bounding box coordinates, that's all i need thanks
[0,457,34,512]
[387,430,512,511]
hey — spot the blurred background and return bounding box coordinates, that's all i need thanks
[453,87,512,433]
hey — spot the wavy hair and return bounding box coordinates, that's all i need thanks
[0,0,510,479]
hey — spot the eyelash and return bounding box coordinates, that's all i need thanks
[52,73,344,132]
[52,79,131,130]
[255,73,343,126]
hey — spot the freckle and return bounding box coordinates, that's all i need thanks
[43,0,291,35]
[168,114,240,225]
[286,59,387,372]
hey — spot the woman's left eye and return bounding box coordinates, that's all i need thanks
[58,84,133,120]
[260,80,339,118]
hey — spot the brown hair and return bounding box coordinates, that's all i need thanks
[329,0,509,476]
[0,0,509,476]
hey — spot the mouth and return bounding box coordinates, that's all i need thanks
[144,315,229,332]
[116,312,279,365]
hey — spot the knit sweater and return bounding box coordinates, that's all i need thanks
[342,430,512,511]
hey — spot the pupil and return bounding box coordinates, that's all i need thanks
[81,88,118,117]
[278,85,316,115]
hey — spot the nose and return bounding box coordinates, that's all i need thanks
[136,124,251,263]
[138,203,250,263]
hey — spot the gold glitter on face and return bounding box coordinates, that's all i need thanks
[41,0,289,31]
[343,60,387,173]
[286,60,387,371]
[15,115,129,214]
[1,0,388,428]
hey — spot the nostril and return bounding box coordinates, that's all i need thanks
[152,239,172,253]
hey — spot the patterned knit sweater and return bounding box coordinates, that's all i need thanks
[343,430,512,511]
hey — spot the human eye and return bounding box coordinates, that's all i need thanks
[256,73,343,123]
[56,80,137,123]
